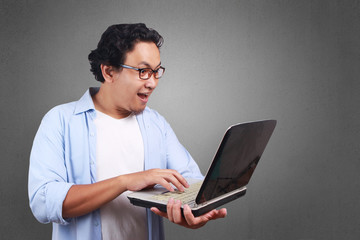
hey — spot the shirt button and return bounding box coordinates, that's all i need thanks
[94,221,99,226]
[90,132,95,137]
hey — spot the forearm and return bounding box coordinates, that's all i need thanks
[62,175,127,218]
[62,169,188,219]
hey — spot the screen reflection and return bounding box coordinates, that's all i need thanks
[196,120,276,204]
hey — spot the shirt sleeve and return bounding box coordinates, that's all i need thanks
[163,119,204,179]
[28,108,74,224]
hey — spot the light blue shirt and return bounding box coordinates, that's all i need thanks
[28,88,203,240]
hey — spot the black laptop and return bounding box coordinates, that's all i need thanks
[128,119,277,217]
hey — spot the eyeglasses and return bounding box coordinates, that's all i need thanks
[120,64,165,80]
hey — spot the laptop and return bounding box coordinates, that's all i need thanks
[128,119,277,217]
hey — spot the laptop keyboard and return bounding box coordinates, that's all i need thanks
[151,181,203,205]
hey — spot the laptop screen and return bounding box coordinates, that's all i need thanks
[196,120,276,204]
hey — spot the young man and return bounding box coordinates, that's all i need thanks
[28,23,226,240]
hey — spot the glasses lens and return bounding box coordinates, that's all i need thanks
[138,67,165,80]
[155,67,165,79]
[139,68,152,80]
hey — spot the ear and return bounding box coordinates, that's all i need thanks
[100,64,116,83]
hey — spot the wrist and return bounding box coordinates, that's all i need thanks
[116,174,129,192]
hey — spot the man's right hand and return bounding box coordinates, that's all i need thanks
[123,168,189,192]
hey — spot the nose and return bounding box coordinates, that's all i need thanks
[144,74,158,90]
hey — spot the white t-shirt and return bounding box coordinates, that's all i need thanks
[94,110,147,240]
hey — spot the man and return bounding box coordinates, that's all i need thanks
[28,23,226,240]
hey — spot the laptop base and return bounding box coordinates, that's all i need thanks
[128,187,246,217]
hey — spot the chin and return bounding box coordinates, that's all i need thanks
[132,107,146,115]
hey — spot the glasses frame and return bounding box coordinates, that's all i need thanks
[120,64,165,80]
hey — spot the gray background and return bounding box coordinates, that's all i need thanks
[1,0,359,239]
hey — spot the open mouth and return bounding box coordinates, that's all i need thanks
[137,92,150,102]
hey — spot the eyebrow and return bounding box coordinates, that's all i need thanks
[139,61,162,69]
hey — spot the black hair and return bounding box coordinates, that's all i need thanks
[88,23,163,83]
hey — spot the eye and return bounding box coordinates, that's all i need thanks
[139,68,151,75]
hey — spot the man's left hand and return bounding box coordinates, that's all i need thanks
[150,198,227,229]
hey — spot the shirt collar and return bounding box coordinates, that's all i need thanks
[74,87,99,115]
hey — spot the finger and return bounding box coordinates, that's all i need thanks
[163,174,186,192]
[157,178,175,192]
[170,170,189,188]
[159,169,188,190]
[172,200,183,224]
[183,207,226,228]
[152,169,189,191]
[214,208,227,219]
[201,208,227,221]
[183,204,197,226]
[150,207,168,218]
[202,209,218,220]
[167,198,175,222]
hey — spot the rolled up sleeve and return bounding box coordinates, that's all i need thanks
[28,108,74,224]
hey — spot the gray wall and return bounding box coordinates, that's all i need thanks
[1,0,359,239]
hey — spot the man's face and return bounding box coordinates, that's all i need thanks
[109,41,161,117]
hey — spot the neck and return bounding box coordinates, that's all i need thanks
[91,86,131,119]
